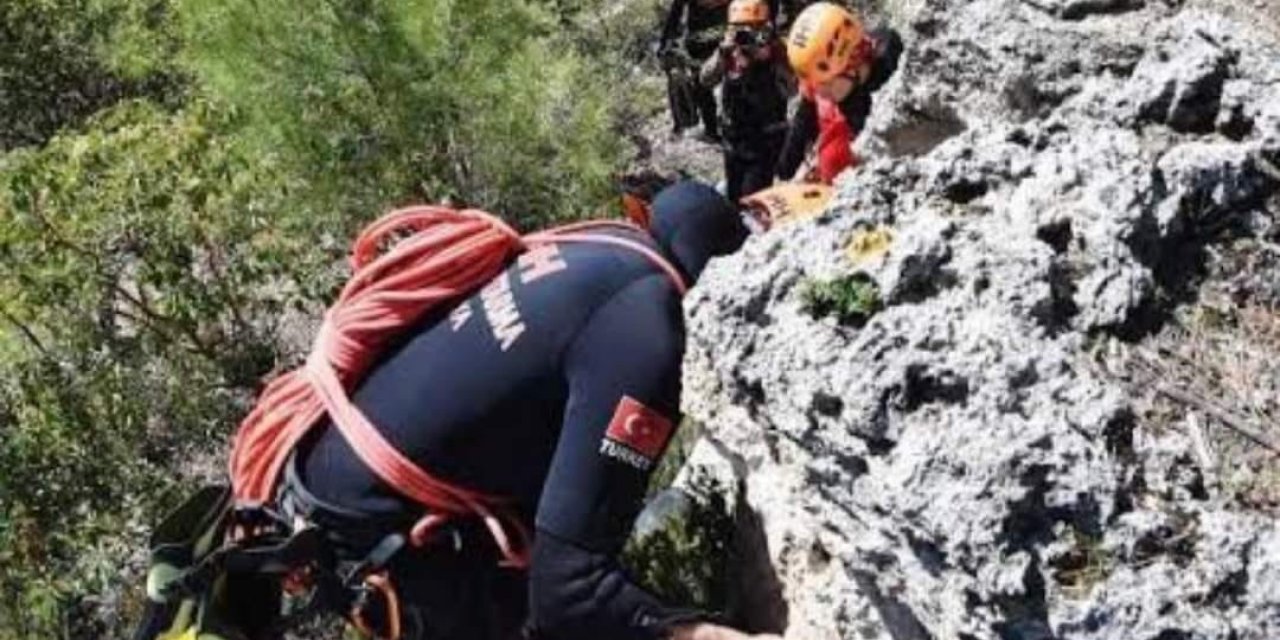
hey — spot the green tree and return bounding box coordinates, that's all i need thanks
[0,99,337,638]
[0,0,183,151]
[176,0,627,228]
[0,1,663,636]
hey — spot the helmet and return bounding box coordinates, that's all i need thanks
[728,0,770,25]
[785,2,866,85]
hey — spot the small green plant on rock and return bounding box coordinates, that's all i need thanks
[799,272,884,326]
[1051,526,1112,599]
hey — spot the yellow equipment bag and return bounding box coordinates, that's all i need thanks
[133,486,286,640]
[740,183,834,230]
[133,485,234,640]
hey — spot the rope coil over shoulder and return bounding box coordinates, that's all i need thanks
[229,206,686,571]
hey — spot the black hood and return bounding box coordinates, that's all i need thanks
[648,181,749,284]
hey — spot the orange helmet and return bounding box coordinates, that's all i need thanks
[728,0,770,25]
[785,2,866,85]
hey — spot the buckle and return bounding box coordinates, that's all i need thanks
[350,572,402,640]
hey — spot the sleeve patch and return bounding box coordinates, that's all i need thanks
[602,396,675,465]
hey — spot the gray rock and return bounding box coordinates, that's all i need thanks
[1126,25,1232,133]
[680,0,1280,637]
[1022,0,1144,21]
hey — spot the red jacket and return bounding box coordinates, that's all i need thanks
[810,83,858,183]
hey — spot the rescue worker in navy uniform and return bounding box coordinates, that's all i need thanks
[288,182,777,640]
[774,2,903,184]
[699,0,792,202]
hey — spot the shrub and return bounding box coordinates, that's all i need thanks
[175,0,628,229]
[624,420,734,615]
[799,272,884,326]
[0,0,183,151]
[0,99,337,637]
[622,477,735,613]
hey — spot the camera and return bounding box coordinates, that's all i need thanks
[732,28,770,52]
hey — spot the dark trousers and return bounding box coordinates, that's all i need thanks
[693,84,718,137]
[687,41,720,137]
[382,545,528,640]
[724,133,784,202]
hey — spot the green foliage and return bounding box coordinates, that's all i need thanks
[0,99,338,638]
[623,478,735,613]
[175,0,627,228]
[626,419,734,614]
[799,272,884,326]
[554,0,666,64]
[93,0,185,80]
[0,0,184,151]
[0,0,661,636]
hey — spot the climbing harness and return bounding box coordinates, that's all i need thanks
[135,483,409,640]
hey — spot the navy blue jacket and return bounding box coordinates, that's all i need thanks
[298,182,747,640]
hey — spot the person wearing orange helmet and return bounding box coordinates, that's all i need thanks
[775,2,903,184]
[658,0,794,141]
[699,0,793,202]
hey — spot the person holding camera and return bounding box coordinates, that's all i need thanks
[699,0,793,202]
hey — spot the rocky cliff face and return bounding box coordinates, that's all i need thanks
[679,0,1280,638]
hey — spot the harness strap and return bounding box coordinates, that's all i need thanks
[351,572,401,640]
[530,226,689,296]
[304,345,529,566]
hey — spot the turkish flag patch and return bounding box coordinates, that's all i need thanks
[604,396,675,459]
